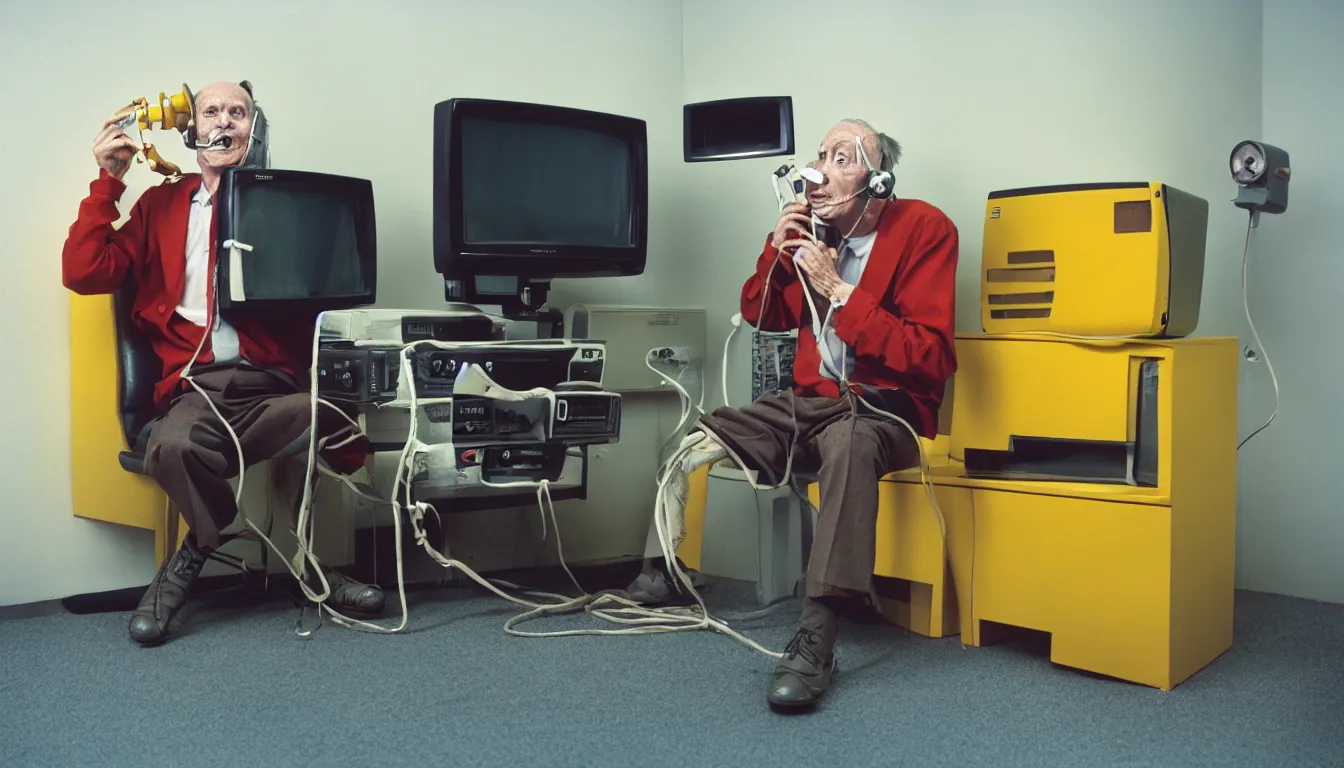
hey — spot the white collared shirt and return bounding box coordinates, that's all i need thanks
[815,229,877,380]
[178,183,240,363]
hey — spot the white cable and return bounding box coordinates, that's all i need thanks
[371,348,783,657]
[1237,212,1278,450]
[174,276,346,619]
[721,314,741,408]
[646,350,702,474]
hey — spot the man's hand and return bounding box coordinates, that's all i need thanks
[781,238,850,300]
[772,203,813,250]
[93,117,138,180]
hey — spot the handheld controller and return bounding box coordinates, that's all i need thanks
[773,164,806,210]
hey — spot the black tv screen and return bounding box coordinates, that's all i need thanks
[460,117,634,249]
[215,168,377,316]
[433,98,648,284]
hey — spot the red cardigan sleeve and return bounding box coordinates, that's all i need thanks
[831,213,959,387]
[740,233,805,332]
[62,170,150,295]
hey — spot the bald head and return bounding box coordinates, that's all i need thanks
[197,81,253,111]
[837,119,902,173]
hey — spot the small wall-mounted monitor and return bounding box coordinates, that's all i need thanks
[214,168,377,317]
[683,96,794,162]
[433,98,649,314]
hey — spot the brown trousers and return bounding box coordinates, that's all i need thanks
[697,390,919,598]
[142,365,348,552]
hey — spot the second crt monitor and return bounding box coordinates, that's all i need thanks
[432,97,649,314]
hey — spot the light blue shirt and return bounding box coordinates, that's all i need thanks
[179,183,240,363]
[813,229,877,380]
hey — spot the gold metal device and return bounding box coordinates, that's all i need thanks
[111,83,197,179]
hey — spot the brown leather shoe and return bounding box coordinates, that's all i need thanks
[767,599,839,712]
[128,537,208,645]
[322,568,385,617]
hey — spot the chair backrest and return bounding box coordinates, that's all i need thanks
[112,281,162,448]
[937,375,954,436]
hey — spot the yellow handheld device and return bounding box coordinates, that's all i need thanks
[110,83,197,179]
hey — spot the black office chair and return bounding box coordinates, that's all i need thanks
[112,281,163,476]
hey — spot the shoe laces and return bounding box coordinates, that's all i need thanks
[784,627,826,667]
[170,546,204,580]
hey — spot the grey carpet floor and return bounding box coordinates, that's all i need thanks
[1,584,1341,767]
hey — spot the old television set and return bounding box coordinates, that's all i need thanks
[433,98,649,318]
[214,168,378,317]
[682,96,794,162]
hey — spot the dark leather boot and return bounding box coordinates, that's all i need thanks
[129,536,209,645]
[767,598,839,712]
[322,568,385,617]
[624,558,699,607]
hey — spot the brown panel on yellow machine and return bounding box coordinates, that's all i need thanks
[981,182,1209,338]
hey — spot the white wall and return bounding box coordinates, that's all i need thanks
[0,0,687,606]
[681,0,1270,582]
[1241,0,1344,603]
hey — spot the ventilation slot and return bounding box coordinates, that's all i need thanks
[988,291,1054,305]
[1007,250,1055,265]
[990,308,1051,319]
[986,267,1055,282]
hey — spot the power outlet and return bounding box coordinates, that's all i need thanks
[651,346,695,367]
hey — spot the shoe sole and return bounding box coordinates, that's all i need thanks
[767,697,822,714]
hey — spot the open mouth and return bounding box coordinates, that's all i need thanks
[203,131,236,150]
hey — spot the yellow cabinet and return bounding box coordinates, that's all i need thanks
[949,333,1236,689]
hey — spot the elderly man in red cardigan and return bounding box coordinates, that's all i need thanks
[631,119,959,712]
[63,81,384,645]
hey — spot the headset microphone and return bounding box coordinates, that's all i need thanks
[194,136,232,149]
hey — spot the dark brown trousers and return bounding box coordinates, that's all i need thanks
[697,390,920,598]
[142,365,348,552]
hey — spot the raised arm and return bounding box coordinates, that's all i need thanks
[740,202,813,332]
[62,119,150,295]
[740,235,805,332]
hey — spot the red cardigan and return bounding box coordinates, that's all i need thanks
[740,198,959,438]
[63,169,367,472]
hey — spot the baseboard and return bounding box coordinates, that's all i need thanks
[0,552,649,622]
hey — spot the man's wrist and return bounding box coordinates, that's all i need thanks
[829,283,855,305]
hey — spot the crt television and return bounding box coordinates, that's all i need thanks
[214,168,378,316]
[432,98,648,309]
[683,96,794,162]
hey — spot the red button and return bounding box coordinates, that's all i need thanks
[157,304,167,313]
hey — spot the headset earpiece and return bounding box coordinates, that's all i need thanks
[179,83,198,149]
[866,169,895,200]
[854,136,895,200]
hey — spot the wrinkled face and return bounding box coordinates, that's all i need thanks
[194,82,253,171]
[805,122,880,220]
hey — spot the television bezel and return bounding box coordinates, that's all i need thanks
[214,167,379,316]
[682,95,795,162]
[432,97,650,283]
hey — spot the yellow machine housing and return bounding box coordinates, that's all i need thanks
[980,182,1209,338]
